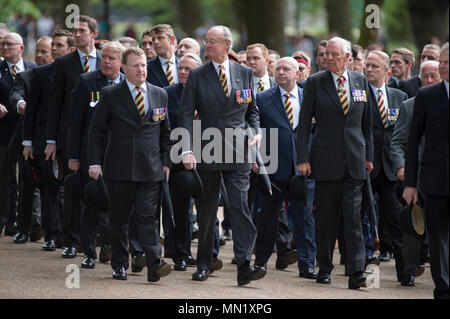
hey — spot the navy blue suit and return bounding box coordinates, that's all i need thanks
[255,85,316,271]
[147,57,178,88]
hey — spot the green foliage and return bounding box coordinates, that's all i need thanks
[0,0,41,23]
[382,0,416,52]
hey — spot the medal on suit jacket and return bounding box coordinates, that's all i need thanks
[388,108,399,122]
[90,91,100,107]
[153,107,167,121]
[236,89,252,104]
[352,89,367,102]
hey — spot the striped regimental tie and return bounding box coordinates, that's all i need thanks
[165,61,175,85]
[377,89,388,128]
[135,87,145,118]
[218,64,229,97]
[337,76,349,116]
[257,79,265,92]
[284,93,294,128]
[11,64,17,80]
[83,56,91,73]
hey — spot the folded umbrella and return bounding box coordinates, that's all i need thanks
[162,179,175,227]
[365,169,380,251]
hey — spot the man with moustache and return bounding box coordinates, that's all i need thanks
[88,47,172,282]
[23,29,76,250]
[68,41,126,269]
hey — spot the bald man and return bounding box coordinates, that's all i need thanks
[0,32,36,236]
[177,37,201,58]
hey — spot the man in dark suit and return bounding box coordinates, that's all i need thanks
[297,37,374,289]
[255,57,317,278]
[403,43,449,300]
[0,32,36,236]
[178,26,265,286]
[88,47,172,282]
[398,44,441,98]
[22,30,76,250]
[363,50,408,282]
[146,24,179,88]
[246,43,297,269]
[9,36,53,243]
[45,16,101,258]
[68,41,126,269]
[391,60,442,286]
[388,48,415,90]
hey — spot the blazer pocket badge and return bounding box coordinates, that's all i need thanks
[352,89,367,102]
[152,107,167,121]
[388,108,399,122]
[236,89,252,104]
[90,91,100,107]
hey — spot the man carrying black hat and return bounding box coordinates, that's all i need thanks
[88,47,172,282]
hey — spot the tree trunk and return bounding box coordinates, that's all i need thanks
[238,0,286,55]
[359,0,385,48]
[408,0,449,50]
[175,0,202,38]
[325,0,353,42]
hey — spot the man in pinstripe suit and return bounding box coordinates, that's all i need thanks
[296,37,374,290]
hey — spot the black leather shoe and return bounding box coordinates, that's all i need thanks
[365,256,380,267]
[148,260,171,282]
[237,263,266,286]
[4,223,18,236]
[415,265,425,277]
[99,245,112,263]
[299,268,318,279]
[209,258,223,274]
[174,260,187,271]
[231,257,237,264]
[401,276,415,287]
[81,256,95,269]
[219,237,226,246]
[61,247,77,258]
[348,273,367,289]
[112,267,127,280]
[192,269,209,281]
[186,256,196,267]
[13,232,28,243]
[275,249,298,270]
[316,273,331,284]
[221,229,232,241]
[42,240,56,251]
[379,251,391,262]
[131,254,146,273]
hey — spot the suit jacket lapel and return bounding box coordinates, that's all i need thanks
[119,81,141,123]
[369,86,384,126]
[272,87,292,129]
[204,61,228,106]
[95,50,101,70]
[152,58,169,87]
[96,70,108,89]
[322,71,343,115]
[436,82,449,120]
[71,50,83,75]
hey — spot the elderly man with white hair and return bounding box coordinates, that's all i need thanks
[178,25,264,286]
[296,37,374,289]
[254,56,317,279]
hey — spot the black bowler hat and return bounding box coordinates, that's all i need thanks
[22,159,42,189]
[288,174,308,203]
[64,171,83,199]
[173,168,203,199]
[43,155,64,186]
[399,190,426,241]
[85,174,111,212]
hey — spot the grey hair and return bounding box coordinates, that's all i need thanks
[101,41,127,60]
[211,25,233,52]
[327,37,352,55]
[419,60,440,79]
[36,36,52,43]
[180,53,202,67]
[116,36,139,48]
[277,56,300,70]
[423,44,440,52]
[0,23,9,32]
[441,42,449,54]
[368,50,390,68]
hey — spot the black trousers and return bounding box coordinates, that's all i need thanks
[16,152,35,234]
[196,170,256,270]
[315,173,366,276]
[424,194,449,300]
[107,179,162,270]
[0,147,17,228]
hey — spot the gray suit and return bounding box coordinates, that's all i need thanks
[178,60,260,270]
[297,70,373,276]
[88,80,171,270]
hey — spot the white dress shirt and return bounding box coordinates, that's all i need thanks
[253,72,271,92]
[212,58,232,94]
[279,86,300,129]
[126,79,150,115]
[159,55,179,84]
[77,48,97,72]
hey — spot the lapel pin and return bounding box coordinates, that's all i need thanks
[236,78,240,83]
[355,83,359,87]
